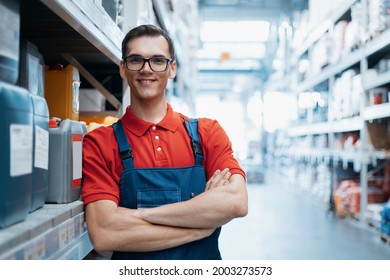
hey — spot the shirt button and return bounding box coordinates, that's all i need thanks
[152,126,156,130]
[155,135,159,140]
[157,147,162,152]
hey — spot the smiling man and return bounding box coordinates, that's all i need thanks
[81,24,248,260]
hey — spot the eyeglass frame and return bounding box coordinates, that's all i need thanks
[122,55,175,72]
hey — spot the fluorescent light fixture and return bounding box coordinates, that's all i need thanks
[196,59,262,70]
[197,42,266,59]
[201,21,270,42]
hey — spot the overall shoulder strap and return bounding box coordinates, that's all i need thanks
[184,118,204,166]
[112,120,134,169]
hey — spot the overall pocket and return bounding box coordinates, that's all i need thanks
[136,189,181,208]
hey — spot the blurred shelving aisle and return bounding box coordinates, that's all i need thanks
[219,175,390,260]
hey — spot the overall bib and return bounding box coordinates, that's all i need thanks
[111,118,222,260]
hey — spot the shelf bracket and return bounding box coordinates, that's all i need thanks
[62,53,122,111]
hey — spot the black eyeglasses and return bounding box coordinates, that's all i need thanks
[123,56,174,72]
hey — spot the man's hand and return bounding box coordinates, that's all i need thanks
[205,168,231,191]
[85,200,216,252]
[134,172,247,229]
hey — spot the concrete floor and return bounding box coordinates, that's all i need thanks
[219,180,390,260]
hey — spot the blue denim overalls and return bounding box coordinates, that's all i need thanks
[111,118,221,260]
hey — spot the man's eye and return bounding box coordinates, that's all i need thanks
[129,57,143,64]
[152,58,165,64]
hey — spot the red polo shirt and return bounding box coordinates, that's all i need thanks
[81,103,245,205]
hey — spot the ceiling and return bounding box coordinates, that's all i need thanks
[196,0,308,98]
[199,0,307,22]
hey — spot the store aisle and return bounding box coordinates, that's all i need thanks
[219,176,390,260]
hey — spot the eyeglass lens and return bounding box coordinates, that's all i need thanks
[125,57,170,72]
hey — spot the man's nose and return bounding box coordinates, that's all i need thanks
[140,60,153,72]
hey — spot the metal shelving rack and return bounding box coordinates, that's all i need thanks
[0,201,91,260]
[0,0,127,260]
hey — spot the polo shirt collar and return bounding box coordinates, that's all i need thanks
[122,103,179,136]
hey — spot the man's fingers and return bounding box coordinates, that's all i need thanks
[205,168,231,191]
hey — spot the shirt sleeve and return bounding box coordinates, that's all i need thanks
[198,118,246,181]
[81,126,121,205]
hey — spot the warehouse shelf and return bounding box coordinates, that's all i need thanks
[295,0,357,58]
[374,150,390,160]
[332,116,362,133]
[287,117,361,137]
[40,0,122,65]
[288,121,331,137]
[268,0,390,228]
[296,67,332,92]
[332,149,362,163]
[331,48,363,76]
[296,27,390,93]
[297,49,363,92]
[364,71,390,91]
[289,148,331,161]
[364,103,390,121]
[287,148,365,165]
[364,29,390,59]
[0,201,92,260]
[1,0,123,260]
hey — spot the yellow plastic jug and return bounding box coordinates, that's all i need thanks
[44,64,80,121]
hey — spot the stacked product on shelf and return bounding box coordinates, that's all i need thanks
[344,1,364,51]
[0,83,33,229]
[18,40,49,213]
[374,55,390,77]
[331,20,348,64]
[29,95,49,212]
[333,70,362,120]
[0,0,20,85]
[1,0,128,260]
[18,40,45,97]
[267,0,390,238]
[45,64,81,121]
[78,88,119,132]
[312,162,332,203]
[367,0,390,39]
[334,165,390,217]
[309,33,332,75]
[367,118,390,151]
[0,0,50,228]
[46,118,87,204]
[72,0,123,47]
[296,92,328,125]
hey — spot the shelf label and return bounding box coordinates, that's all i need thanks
[67,220,75,243]
[72,134,83,187]
[58,224,68,249]
[10,124,33,177]
[34,125,49,170]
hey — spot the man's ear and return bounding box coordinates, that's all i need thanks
[168,60,177,79]
[119,60,126,79]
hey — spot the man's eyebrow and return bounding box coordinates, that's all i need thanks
[126,53,168,58]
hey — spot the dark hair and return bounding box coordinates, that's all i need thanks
[121,24,175,59]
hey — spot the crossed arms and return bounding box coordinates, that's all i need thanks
[85,168,248,252]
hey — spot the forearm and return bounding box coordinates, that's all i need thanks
[85,200,213,252]
[135,174,248,228]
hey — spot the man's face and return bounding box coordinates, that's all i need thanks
[120,35,176,102]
